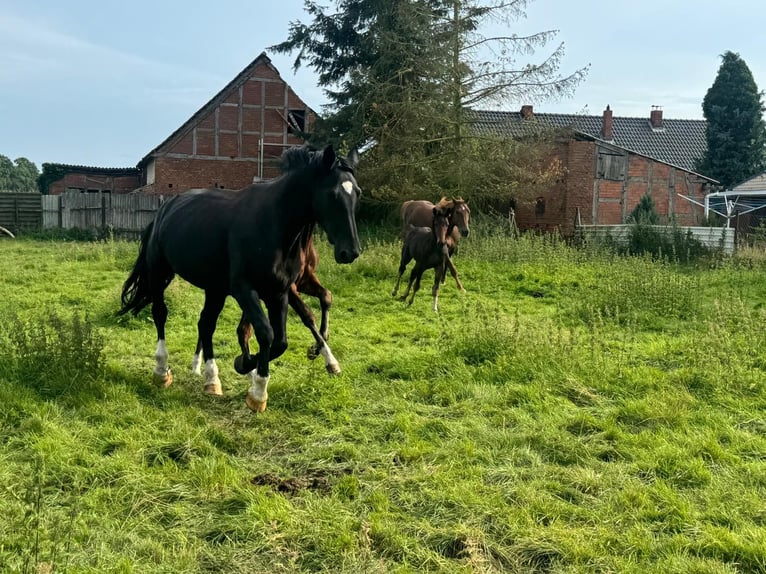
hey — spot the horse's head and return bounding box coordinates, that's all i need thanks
[432,206,452,248]
[312,145,362,264]
[451,198,471,238]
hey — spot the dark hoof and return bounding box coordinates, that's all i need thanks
[234,355,254,375]
[307,345,320,361]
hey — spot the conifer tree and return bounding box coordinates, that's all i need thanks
[697,51,766,188]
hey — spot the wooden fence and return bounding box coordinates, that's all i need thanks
[0,192,164,238]
[577,224,735,254]
[0,193,43,232]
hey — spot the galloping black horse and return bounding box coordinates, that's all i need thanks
[119,145,361,412]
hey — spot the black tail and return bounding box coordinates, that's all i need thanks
[118,221,155,316]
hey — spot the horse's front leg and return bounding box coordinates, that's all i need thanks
[432,266,444,313]
[231,285,275,413]
[289,287,340,374]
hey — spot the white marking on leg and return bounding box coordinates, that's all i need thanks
[203,359,222,395]
[153,339,170,377]
[191,352,202,375]
[342,181,354,195]
[320,343,341,373]
[433,294,439,313]
[247,372,270,403]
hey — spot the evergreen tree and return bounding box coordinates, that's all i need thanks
[697,51,766,189]
[270,0,585,204]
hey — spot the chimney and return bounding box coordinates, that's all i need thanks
[650,106,663,129]
[601,105,613,140]
[520,105,534,119]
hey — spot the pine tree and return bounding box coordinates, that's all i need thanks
[697,51,766,189]
[270,0,585,204]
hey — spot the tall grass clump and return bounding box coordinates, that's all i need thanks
[1,311,106,400]
[571,255,700,327]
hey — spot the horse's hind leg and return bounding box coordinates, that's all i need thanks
[392,245,412,297]
[296,271,333,360]
[151,287,173,388]
[445,256,465,291]
[289,286,340,374]
[403,265,424,307]
[195,290,226,396]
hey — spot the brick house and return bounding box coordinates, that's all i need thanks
[471,105,719,235]
[40,52,315,195]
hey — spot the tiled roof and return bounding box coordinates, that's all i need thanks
[732,172,766,192]
[468,108,709,175]
[40,164,139,174]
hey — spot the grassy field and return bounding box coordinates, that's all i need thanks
[2,222,766,573]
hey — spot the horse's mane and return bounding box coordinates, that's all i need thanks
[434,197,453,210]
[279,145,321,173]
[279,145,356,175]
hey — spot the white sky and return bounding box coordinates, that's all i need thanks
[1,0,764,168]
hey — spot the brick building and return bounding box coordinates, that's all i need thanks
[41,52,315,195]
[471,105,719,235]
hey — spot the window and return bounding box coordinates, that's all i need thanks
[597,151,626,181]
[535,197,546,216]
[287,109,306,135]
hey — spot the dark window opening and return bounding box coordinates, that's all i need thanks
[597,152,626,181]
[535,197,546,216]
[168,183,173,188]
[87,188,100,193]
[288,109,306,135]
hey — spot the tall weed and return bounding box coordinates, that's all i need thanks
[2,311,106,400]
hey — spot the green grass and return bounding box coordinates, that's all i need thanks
[1,226,766,573]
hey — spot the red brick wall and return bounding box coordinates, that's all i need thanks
[144,157,264,195]
[513,139,708,235]
[146,59,315,193]
[48,172,140,195]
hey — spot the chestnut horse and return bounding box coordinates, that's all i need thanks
[400,196,471,243]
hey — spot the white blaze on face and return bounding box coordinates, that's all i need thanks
[342,181,354,195]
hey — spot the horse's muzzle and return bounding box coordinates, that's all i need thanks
[335,247,360,264]
[461,229,470,238]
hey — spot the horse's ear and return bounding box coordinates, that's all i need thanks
[321,145,337,173]
[347,148,360,169]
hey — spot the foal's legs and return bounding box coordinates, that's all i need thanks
[400,264,424,307]
[432,264,445,312]
[295,271,332,359]
[191,290,226,396]
[445,256,465,292]
[288,287,340,374]
[392,244,413,297]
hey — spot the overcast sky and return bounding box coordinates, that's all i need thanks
[1,0,764,169]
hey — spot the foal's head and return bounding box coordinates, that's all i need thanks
[432,206,452,248]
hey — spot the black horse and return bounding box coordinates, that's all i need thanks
[119,145,361,412]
